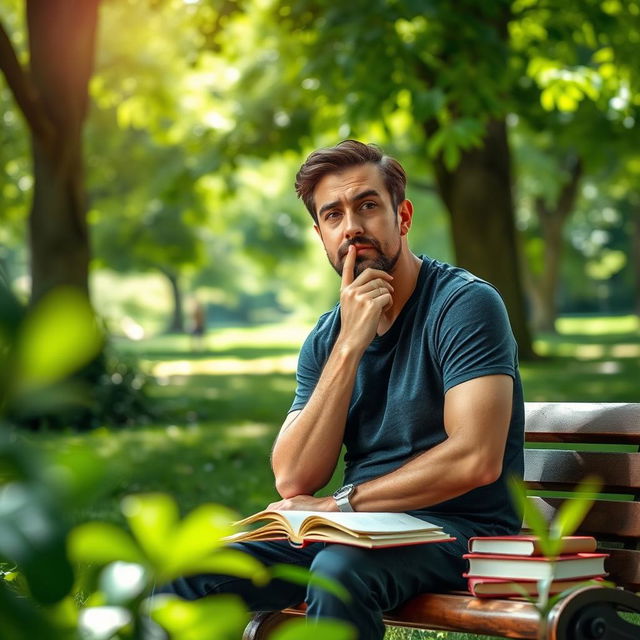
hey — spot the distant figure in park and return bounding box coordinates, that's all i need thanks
[159,140,524,640]
[190,299,206,351]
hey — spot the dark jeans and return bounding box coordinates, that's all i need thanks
[158,527,470,640]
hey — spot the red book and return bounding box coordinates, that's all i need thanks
[463,552,608,581]
[465,575,606,598]
[468,535,597,556]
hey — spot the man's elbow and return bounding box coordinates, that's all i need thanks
[275,475,315,499]
[458,447,503,489]
[471,458,503,488]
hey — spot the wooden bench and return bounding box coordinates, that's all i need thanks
[243,402,640,640]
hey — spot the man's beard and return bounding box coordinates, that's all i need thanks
[329,236,402,279]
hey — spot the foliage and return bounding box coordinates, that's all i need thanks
[508,475,611,624]
[0,287,352,638]
[3,0,640,332]
[1,284,153,431]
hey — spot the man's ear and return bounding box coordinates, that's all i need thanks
[313,223,322,240]
[397,200,414,236]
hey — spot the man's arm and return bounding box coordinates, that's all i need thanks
[271,245,393,498]
[349,373,513,511]
[269,373,512,511]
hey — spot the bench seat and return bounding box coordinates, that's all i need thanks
[243,402,640,640]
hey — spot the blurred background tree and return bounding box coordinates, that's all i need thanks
[1,0,639,349]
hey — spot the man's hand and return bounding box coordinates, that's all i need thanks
[338,245,394,352]
[267,495,337,511]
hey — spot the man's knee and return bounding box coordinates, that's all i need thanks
[308,545,373,595]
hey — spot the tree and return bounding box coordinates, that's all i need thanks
[0,0,100,302]
[211,0,640,356]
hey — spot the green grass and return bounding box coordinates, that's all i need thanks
[24,314,640,640]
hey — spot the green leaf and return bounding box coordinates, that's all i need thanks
[16,288,103,390]
[121,493,179,566]
[550,475,602,540]
[269,617,356,640]
[168,503,236,566]
[0,483,74,605]
[270,564,351,603]
[68,522,146,566]
[443,142,461,171]
[508,476,555,555]
[0,581,61,640]
[149,593,248,640]
[162,548,269,586]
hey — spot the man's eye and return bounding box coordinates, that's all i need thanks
[326,211,341,220]
[361,201,377,210]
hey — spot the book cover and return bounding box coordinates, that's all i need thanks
[465,575,606,598]
[463,552,608,581]
[225,510,456,549]
[468,535,597,556]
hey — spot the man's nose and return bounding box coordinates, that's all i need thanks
[343,211,363,239]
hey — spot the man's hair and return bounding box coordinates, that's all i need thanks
[295,140,407,223]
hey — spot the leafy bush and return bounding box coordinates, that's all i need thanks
[2,286,153,431]
[0,283,353,639]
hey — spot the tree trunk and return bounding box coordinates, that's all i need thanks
[0,1,100,303]
[29,132,90,300]
[529,215,564,333]
[430,119,536,360]
[524,156,582,334]
[162,269,185,333]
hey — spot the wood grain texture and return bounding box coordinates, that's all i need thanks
[525,403,640,444]
[385,593,540,638]
[524,449,640,492]
[528,497,640,541]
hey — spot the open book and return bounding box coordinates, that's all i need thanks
[225,510,456,549]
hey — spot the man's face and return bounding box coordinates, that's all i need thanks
[313,164,406,279]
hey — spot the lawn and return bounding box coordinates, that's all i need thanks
[25,314,640,640]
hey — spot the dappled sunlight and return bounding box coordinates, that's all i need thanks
[221,423,272,439]
[151,354,298,377]
[556,315,640,335]
[595,361,622,375]
[534,339,640,360]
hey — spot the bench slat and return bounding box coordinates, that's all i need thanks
[385,593,539,639]
[530,497,640,541]
[524,449,640,492]
[525,403,640,444]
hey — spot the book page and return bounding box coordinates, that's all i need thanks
[299,512,444,535]
[235,510,444,537]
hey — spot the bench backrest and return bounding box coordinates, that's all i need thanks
[524,402,640,591]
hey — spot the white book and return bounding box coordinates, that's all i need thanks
[225,510,455,549]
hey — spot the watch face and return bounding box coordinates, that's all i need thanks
[334,484,354,499]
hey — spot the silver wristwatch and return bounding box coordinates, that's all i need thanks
[332,483,356,512]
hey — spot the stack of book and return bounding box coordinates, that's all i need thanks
[463,535,608,598]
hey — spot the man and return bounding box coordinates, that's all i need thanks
[164,140,524,639]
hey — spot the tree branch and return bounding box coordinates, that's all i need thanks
[0,17,53,141]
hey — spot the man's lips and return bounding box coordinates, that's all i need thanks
[352,244,376,253]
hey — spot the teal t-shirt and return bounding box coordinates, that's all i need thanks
[289,256,524,538]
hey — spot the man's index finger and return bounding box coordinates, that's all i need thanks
[341,245,355,286]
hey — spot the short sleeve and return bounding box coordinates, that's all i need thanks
[435,281,517,393]
[288,328,323,413]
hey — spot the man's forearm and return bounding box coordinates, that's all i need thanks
[349,435,498,512]
[271,338,363,497]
